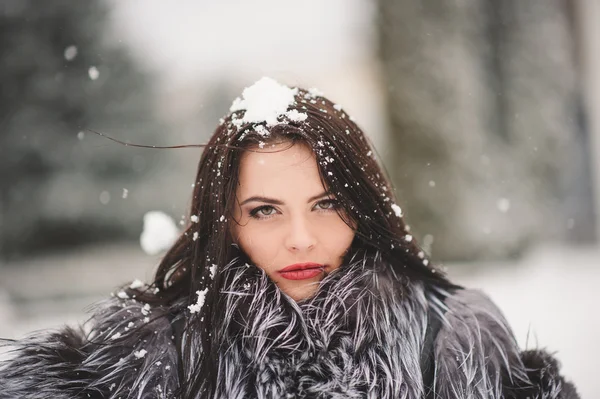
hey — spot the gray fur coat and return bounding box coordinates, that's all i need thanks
[0,255,579,398]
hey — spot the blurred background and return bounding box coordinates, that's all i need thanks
[0,0,598,396]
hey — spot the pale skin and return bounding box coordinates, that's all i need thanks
[230,142,356,301]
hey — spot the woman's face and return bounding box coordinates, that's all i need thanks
[231,142,355,301]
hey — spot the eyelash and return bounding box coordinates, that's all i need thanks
[249,199,340,220]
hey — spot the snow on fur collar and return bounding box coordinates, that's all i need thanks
[0,254,579,398]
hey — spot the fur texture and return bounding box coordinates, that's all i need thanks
[0,254,579,398]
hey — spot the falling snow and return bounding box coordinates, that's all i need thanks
[140,211,179,255]
[88,66,99,80]
[64,45,78,61]
[99,191,110,205]
[497,198,511,213]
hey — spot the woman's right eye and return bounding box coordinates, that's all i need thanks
[249,205,277,218]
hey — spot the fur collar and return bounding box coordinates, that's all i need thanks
[0,253,579,398]
[203,254,433,398]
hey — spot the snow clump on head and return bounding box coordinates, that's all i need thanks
[229,77,307,128]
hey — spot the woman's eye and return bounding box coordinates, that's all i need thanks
[316,199,338,210]
[250,206,277,218]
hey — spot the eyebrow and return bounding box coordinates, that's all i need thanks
[239,191,331,206]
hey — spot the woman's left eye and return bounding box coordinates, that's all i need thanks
[315,199,338,210]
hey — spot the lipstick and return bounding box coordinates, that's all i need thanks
[279,262,325,280]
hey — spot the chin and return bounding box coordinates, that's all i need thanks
[283,281,321,302]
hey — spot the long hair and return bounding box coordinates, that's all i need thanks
[125,84,455,397]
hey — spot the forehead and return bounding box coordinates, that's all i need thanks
[237,142,325,195]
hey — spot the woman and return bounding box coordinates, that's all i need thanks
[0,77,579,398]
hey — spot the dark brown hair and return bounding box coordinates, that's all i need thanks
[123,85,454,396]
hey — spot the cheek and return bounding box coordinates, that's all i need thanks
[234,223,280,265]
[319,217,355,258]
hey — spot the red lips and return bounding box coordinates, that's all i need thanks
[279,262,325,280]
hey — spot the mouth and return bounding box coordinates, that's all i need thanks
[278,262,325,280]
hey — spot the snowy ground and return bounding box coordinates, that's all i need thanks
[448,244,599,398]
[0,243,597,397]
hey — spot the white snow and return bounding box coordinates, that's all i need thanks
[192,231,199,241]
[188,288,209,314]
[99,191,111,205]
[64,46,78,61]
[229,77,299,126]
[111,332,122,340]
[116,291,129,299]
[404,234,413,242]
[447,245,599,398]
[129,279,144,289]
[497,198,511,213]
[219,215,225,222]
[190,215,199,223]
[88,66,100,80]
[308,87,324,97]
[122,188,129,199]
[255,125,269,137]
[77,131,85,140]
[140,211,179,255]
[141,303,151,316]
[133,349,147,359]
[209,264,217,280]
[285,109,308,122]
[391,204,403,217]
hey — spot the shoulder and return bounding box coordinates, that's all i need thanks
[0,295,181,399]
[430,287,579,399]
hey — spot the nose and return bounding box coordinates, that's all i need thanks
[285,215,316,252]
